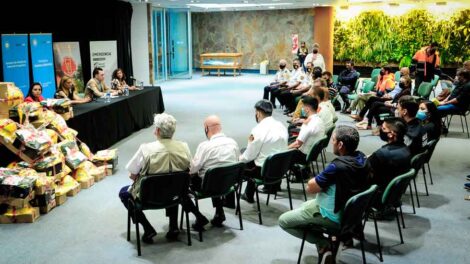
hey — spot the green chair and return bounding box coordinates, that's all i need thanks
[291,136,327,201]
[127,171,191,256]
[370,68,381,85]
[346,72,362,100]
[361,80,375,93]
[332,75,339,85]
[248,149,296,224]
[413,82,433,100]
[369,169,415,262]
[183,162,245,242]
[423,139,439,185]
[445,103,470,138]
[430,74,440,98]
[394,71,401,83]
[297,185,379,264]
[320,125,336,167]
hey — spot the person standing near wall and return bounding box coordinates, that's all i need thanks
[412,42,440,95]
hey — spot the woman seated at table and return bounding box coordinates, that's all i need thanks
[24,82,45,103]
[111,68,137,92]
[56,76,91,104]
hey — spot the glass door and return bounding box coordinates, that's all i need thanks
[152,8,166,82]
[166,9,192,79]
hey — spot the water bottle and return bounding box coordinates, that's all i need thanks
[105,91,111,103]
[124,86,129,96]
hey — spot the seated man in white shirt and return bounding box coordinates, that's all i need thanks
[288,96,325,181]
[119,113,191,243]
[240,100,288,203]
[186,115,240,230]
[315,86,336,132]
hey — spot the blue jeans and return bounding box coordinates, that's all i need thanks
[438,104,459,117]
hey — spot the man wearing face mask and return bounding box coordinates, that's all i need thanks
[186,115,240,230]
[297,41,309,71]
[240,100,288,202]
[278,60,310,114]
[397,96,423,156]
[438,68,470,117]
[263,59,291,108]
[304,43,325,72]
[288,96,325,181]
[412,42,441,95]
[368,117,410,206]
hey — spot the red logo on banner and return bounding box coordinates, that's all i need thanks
[61,56,77,77]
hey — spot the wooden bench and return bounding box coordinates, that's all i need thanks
[200,53,242,77]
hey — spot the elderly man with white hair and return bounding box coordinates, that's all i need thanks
[119,113,191,244]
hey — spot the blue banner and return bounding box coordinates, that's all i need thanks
[30,33,56,99]
[1,34,30,96]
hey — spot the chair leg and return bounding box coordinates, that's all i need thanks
[413,178,420,208]
[373,213,383,262]
[427,163,433,185]
[134,208,141,256]
[409,184,416,214]
[185,209,192,246]
[301,177,307,202]
[464,115,469,138]
[179,205,184,230]
[422,166,429,196]
[395,208,404,244]
[315,160,320,176]
[360,238,366,264]
[235,189,243,230]
[399,205,405,229]
[255,187,262,225]
[297,230,307,264]
[127,209,131,241]
[460,115,465,133]
[286,175,293,210]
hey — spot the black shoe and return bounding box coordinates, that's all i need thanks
[466,175,470,181]
[142,230,157,244]
[241,193,255,204]
[191,216,209,231]
[165,229,180,240]
[257,185,280,194]
[211,214,226,227]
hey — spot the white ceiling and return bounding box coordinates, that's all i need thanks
[128,0,467,12]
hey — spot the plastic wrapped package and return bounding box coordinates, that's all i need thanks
[0,82,24,119]
[0,119,18,143]
[15,126,53,153]
[0,175,37,198]
[78,141,93,159]
[12,102,43,124]
[57,140,87,169]
[40,99,71,114]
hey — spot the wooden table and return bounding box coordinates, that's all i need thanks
[200,53,242,76]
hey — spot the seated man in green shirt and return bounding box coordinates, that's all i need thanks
[279,126,370,263]
[119,113,191,244]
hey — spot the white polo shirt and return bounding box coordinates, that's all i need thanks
[297,114,325,154]
[189,133,240,178]
[240,116,288,167]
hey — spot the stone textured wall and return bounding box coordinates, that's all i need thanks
[192,9,315,70]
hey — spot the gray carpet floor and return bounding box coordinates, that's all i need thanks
[1,73,470,264]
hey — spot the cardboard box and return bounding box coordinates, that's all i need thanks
[0,191,35,209]
[39,200,56,214]
[66,184,80,197]
[78,177,94,189]
[0,82,24,119]
[0,206,40,224]
[55,194,67,206]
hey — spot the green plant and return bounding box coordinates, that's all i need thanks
[333,8,470,67]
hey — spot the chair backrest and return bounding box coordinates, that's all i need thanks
[332,75,339,85]
[417,82,433,99]
[261,149,296,185]
[341,185,378,236]
[423,139,439,163]
[381,169,415,206]
[361,81,375,93]
[411,152,427,177]
[370,68,381,84]
[139,171,190,208]
[202,162,245,196]
[325,125,336,143]
[395,71,401,83]
[430,74,440,87]
[306,135,327,163]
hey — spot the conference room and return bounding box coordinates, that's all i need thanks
[1,0,469,263]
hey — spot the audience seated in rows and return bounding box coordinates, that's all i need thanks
[397,96,423,156]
